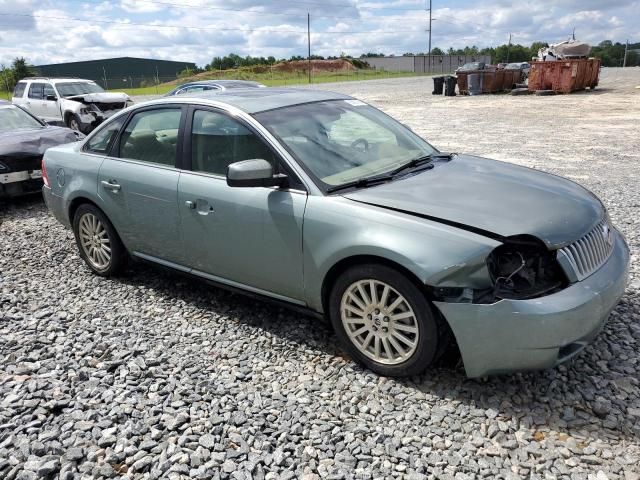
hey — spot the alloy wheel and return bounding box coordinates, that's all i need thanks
[340,279,419,365]
[78,213,111,270]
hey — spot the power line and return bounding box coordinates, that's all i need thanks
[0,12,425,34]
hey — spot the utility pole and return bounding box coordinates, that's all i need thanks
[102,66,108,90]
[506,33,512,63]
[307,13,312,84]
[427,0,432,74]
[623,39,629,67]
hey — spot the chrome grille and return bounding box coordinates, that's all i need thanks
[557,220,614,281]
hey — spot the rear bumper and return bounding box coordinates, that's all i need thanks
[435,230,630,378]
[0,171,44,197]
[42,186,71,228]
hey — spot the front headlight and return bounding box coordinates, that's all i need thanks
[486,235,567,300]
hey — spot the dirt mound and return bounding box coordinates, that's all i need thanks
[273,59,355,73]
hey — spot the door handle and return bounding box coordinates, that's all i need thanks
[185,200,196,209]
[101,180,121,192]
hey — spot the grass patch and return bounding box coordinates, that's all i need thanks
[0,70,424,99]
[111,69,422,96]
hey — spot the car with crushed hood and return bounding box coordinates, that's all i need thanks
[41,89,630,378]
[12,78,132,134]
[0,101,81,198]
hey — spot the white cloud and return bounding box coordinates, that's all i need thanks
[0,0,637,67]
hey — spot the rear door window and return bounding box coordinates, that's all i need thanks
[118,108,182,166]
[28,83,44,100]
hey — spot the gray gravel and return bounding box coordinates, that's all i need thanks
[2,68,640,479]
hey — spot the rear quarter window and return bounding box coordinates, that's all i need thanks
[84,116,127,154]
[13,82,27,98]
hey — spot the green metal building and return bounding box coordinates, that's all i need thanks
[35,57,197,90]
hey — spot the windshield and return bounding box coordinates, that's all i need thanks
[255,100,436,188]
[56,82,105,97]
[0,105,43,131]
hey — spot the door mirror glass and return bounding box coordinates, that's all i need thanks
[227,159,285,187]
[46,95,57,101]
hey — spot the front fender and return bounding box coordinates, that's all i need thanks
[60,99,83,115]
[302,196,500,312]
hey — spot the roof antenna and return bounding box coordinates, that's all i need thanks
[572,27,576,41]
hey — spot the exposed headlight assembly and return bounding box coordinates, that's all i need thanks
[487,235,567,300]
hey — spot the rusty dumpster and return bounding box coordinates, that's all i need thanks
[528,58,601,93]
[457,68,523,95]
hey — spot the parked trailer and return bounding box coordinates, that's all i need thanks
[528,58,601,93]
[457,69,523,95]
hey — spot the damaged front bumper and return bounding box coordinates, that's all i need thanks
[77,109,120,133]
[434,230,630,378]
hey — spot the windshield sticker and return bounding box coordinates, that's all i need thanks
[345,100,367,106]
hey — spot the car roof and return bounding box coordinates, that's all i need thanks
[20,78,96,83]
[156,88,352,114]
[179,80,261,88]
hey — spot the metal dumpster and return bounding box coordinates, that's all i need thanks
[528,58,601,93]
[457,69,523,95]
[468,73,482,95]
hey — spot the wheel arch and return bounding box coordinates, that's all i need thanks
[321,254,458,369]
[68,196,126,250]
[63,110,74,126]
[320,254,429,318]
[68,195,101,224]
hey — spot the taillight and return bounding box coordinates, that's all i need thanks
[41,158,50,188]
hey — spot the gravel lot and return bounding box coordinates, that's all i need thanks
[1,68,639,480]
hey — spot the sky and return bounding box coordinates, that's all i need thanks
[0,0,638,67]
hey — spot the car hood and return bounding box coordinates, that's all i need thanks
[65,92,129,103]
[343,155,604,249]
[0,126,79,161]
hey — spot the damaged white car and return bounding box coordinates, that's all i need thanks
[12,78,133,134]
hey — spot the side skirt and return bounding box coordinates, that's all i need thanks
[131,252,325,320]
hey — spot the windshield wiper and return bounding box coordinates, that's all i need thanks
[326,173,394,194]
[390,152,455,178]
[326,152,456,194]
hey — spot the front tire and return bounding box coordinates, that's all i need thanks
[329,264,440,377]
[67,113,82,132]
[73,204,126,276]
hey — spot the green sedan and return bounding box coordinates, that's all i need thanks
[42,88,630,378]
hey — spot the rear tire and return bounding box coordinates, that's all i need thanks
[329,264,440,377]
[72,204,127,276]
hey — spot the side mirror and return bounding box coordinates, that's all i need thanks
[46,95,58,101]
[226,159,287,188]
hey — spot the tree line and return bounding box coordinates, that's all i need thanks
[3,39,638,91]
[363,40,640,67]
[0,58,32,92]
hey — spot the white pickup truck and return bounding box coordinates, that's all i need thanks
[12,78,132,134]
